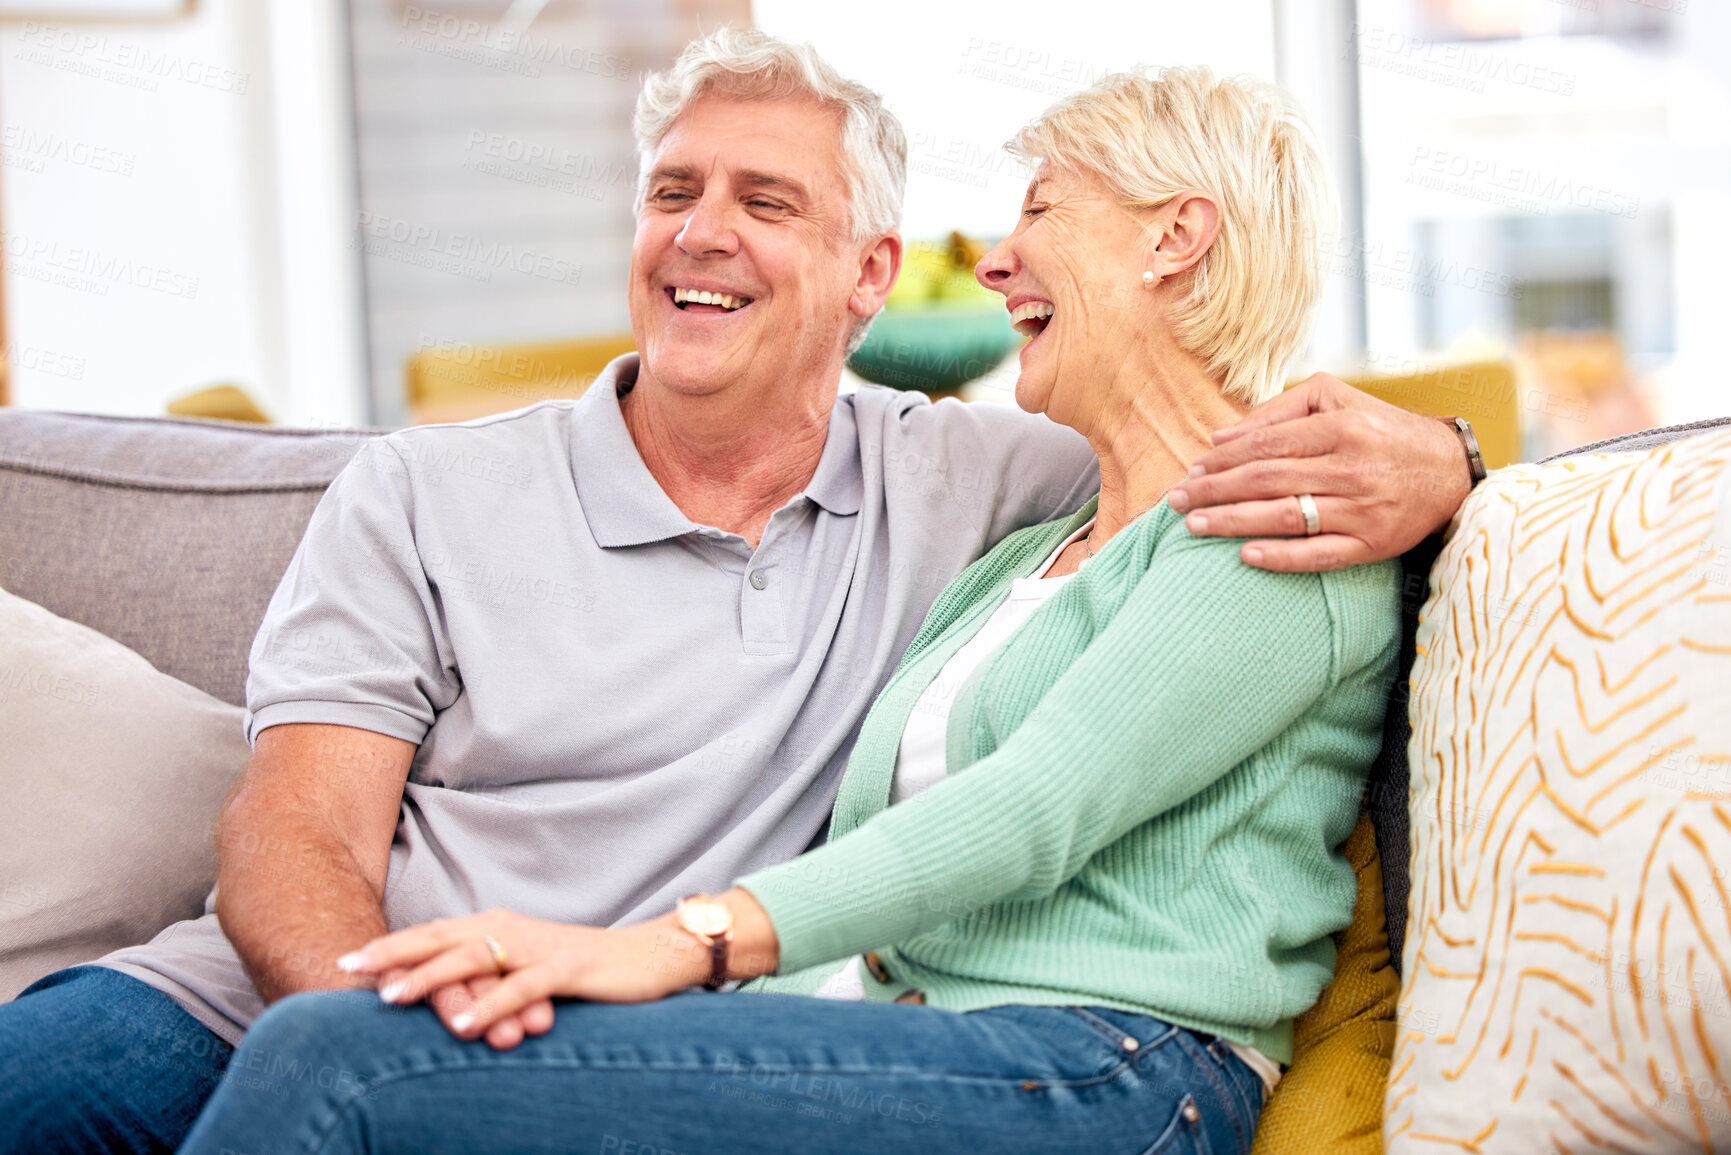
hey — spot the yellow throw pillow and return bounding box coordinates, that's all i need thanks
[1252,810,1400,1155]
[1387,428,1731,1152]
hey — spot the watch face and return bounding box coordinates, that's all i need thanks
[680,900,732,937]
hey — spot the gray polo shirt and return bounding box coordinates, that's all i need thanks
[98,354,1098,1044]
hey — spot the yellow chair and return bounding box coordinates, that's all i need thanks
[405,341,1521,468]
[165,384,272,424]
[404,334,636,426]
[1335,361,1521,470]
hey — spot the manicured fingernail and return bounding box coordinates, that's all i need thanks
[378,981,408,1003]
[1168,488,1190,512]
[336,952,368,973]
[452,1013,475,1032]
[1186,513,1208,534]
[1244,547,1264,565]
[1187,463,1206,478]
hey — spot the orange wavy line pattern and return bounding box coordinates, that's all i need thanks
[1387,430,1731,1153]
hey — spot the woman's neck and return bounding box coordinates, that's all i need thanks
[1077,344,1251,545]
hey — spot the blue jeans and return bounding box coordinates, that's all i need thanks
[0,965,235,1154]
[178,990,1263,1155]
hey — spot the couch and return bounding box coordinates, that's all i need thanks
[2,405,1728,1153]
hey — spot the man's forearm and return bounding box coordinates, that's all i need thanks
[214,817,391,1004]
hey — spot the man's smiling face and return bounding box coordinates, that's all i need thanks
[629,93,870,400]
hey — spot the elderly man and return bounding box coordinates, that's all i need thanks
[0,28,1473,1155]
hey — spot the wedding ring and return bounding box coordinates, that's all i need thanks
[482,934,508,972]
[1297,493,1321,537]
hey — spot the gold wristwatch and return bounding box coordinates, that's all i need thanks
[675,894,735,990]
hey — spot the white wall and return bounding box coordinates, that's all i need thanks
[755,0,1277,403]
[1350,0,1731,429]
[0,0,367,423]
[344,0,641,425]
[1663,0,1731,425]
[754,0,1277,242]
[340,0,750,425]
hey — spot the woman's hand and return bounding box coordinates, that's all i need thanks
[335,910,706,1043]
[334,890,779,1047]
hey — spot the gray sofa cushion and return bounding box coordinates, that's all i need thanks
[0,412,383,707]
[1537,416,1731,463]
[0,583,250,1000]
[1371,415,1731,972]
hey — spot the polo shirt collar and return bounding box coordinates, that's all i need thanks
[802,394,863,517]
[570,355,698,548]
[569,354,862,548]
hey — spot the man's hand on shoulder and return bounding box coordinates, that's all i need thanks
[1166,372,1476,572]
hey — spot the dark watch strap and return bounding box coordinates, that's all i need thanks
[704,936,728,990]
[1445,416,1488,487]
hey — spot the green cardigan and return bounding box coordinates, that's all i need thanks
[738,495,1399,1063]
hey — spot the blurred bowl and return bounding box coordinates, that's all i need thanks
[848,304,1019,394]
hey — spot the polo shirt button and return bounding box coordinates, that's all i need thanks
[749,571,768,590]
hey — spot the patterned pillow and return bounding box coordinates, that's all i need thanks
[1387,428,1731,1152]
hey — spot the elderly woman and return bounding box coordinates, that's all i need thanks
[179,65,1396,1155]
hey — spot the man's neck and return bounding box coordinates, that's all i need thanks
[620,368,837,549]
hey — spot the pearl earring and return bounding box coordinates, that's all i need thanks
[1142,270,1156,287]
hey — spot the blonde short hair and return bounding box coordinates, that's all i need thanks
[1010,66,1334,405]
[634,28,907,242]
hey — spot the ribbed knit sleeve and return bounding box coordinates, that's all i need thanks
[740,513,1390,975]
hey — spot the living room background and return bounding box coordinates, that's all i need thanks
[0,0,1723,460]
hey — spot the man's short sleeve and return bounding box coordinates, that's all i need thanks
[886,394,1100,546]
[243,439,459,747]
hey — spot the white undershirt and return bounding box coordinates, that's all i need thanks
[810,518,1283,1095]
[889,519,1093,802]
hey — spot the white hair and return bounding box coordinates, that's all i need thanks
[1010,66,1336,405]
[634,28,906,242]
[634,29,906,355]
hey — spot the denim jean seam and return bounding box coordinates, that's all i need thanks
[1136,1093,1205,1155]
[295,1057,1174,1155]
[289,1052,1152,1153]
[1173,1029,1249,1154]
[1004,1008,1183,1092]
[1203,1039,1263,1129]
[1060,1007,1179,1053]
[299,1060,720,1155]
[314,1048,1127,1105]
